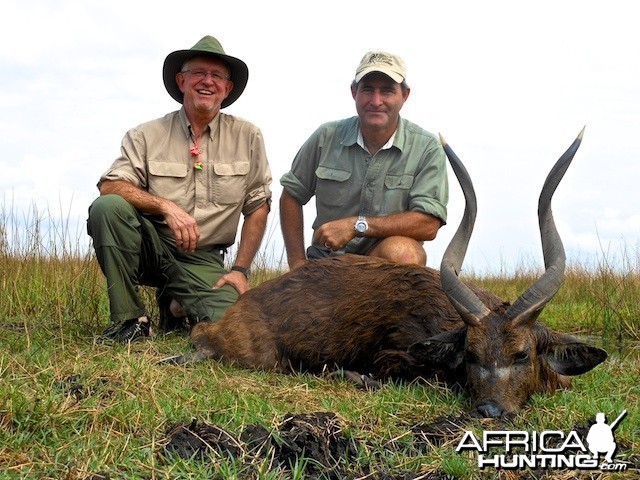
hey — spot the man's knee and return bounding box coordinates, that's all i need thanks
[186,285,238,324]
[390,243,427,265]
[367,236,427,265]
[209,285,239,321]
[88,194,134,222]
[87,194,137,236]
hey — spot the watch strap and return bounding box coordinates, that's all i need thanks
[231,265,250,278]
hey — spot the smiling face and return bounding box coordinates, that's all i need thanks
[176,56,234,121]
[351,72,409,135]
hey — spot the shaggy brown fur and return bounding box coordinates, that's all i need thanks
[189,255,500,375]
[167,254,606,417]
[169,255,606,416]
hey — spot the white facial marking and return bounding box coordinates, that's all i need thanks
[477,365,512,380]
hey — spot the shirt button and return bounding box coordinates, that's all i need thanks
[196,202,204,209]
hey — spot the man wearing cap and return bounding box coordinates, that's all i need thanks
[87,36,272,343]
[280,51,448,269]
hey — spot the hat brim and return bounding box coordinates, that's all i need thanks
[163,49,249,108]
[355,67,404,84]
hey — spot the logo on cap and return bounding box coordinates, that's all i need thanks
[355,51,406,84]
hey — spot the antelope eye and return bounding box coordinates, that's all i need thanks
[514,351,529,363]
[466,351,479,364]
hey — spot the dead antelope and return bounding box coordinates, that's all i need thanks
[164,129,607,417]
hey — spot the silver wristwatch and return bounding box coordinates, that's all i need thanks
[354,216,368,236]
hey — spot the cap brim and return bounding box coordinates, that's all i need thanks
[162,49,249,108]
[355,67,404,84]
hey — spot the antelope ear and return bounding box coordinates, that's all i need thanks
[543,341,608,376]
[408,328,466,369]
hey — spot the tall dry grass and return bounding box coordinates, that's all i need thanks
[1,202,639,343]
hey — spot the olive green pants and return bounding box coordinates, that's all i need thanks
[87,195,238,328]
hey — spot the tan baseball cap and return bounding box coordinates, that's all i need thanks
[354,51,406,83]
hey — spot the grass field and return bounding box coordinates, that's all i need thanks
[1,212,638,479]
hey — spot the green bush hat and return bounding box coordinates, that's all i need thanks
[163,35,249,108]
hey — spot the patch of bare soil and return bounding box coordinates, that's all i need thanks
[163,411,446,479]
[55,374,109,400]
[411,414,471,450]
[164,412,357,479]
[164,419,244,460]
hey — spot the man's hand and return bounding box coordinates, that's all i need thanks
[162,203,200,252]
[214,270,249,295]
[312,217,356,251]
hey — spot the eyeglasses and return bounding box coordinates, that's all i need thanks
[181,69,230,82]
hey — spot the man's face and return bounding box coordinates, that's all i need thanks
[351,72,409,132]
[177,56,233,118]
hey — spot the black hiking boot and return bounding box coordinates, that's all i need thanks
[97,316,153,344]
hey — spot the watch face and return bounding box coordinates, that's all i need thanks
[355,221,367,233]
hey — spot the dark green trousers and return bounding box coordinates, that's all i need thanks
[87,195,238,327]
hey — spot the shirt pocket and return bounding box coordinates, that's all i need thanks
[315,166,353,207]
[213,162,250,205]
[383,174,413,213]
[148,161,189,203]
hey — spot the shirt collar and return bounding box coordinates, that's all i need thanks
[341,116,403,154]
[356,128,397,154]
[339,116,405,153]
[178,107,220,141]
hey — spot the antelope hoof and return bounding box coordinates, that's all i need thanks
[157,354,188,366]
[157,351,210,366]
[326,370,381,390]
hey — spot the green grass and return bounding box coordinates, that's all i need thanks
[1,208,639,479]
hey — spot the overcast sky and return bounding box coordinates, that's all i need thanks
[1,0,638,273]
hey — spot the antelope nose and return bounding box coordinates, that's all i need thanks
[477,402,504,418]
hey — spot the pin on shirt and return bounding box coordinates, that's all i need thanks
[190,143,203,170]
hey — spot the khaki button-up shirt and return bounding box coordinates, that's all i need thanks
[99,108,272,249]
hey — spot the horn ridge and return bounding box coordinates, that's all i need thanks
[507,127,585,323]
[439,134,491,325]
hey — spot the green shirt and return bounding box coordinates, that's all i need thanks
[280,116,448,253]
